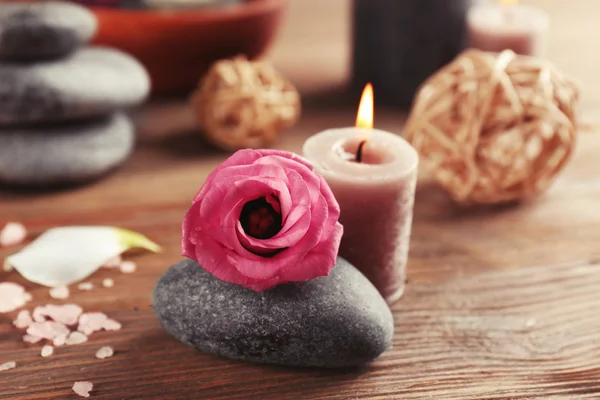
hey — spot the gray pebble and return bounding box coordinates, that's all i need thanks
[0,1,97,61]
[0,46,150,125]
[0,113,134,185]
[153,257,394,368]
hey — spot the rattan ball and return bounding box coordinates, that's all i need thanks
[190,55,301,151]
[405,49,580,205]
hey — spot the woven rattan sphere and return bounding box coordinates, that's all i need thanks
[190,56,301,151]
[405,49,580,205]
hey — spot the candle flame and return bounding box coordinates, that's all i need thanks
[355,83,374,129]
[498,0,517,5]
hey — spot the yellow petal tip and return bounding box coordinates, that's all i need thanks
[114,228,162,254]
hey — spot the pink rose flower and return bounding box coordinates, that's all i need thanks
[182,149,343,291]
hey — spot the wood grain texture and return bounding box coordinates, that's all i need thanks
[2,0,600,399]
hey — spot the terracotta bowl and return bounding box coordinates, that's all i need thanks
[90,0,287,95]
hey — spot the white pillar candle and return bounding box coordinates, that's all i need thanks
[302,84,419,304]
[467,0,550,57]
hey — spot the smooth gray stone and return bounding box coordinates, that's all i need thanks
[0,1,97,61]
[153,258,394,368]
[0,113,134,185]
[0,46,150,125]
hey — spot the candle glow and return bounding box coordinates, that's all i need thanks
[356,83,374,129]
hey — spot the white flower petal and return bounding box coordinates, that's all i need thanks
[3,227,160,287]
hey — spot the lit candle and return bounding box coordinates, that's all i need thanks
[302,84,419,305]
[466,0,550,56]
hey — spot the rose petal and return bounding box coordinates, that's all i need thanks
[0,222,27,247]
[278,222,343,282]
[72,381,93,398]
[192,149,265,202]
[0,282,32,313]
[4,227,159,288]
[236,170,313,253]
[254,150,314,170]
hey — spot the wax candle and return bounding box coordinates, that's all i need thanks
[467,0,550,56]
[303,84,419,304]
[351,0,478,109]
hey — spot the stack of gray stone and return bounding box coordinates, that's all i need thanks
[0,1,150,186]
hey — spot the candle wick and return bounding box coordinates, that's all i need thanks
[355,140,367,163]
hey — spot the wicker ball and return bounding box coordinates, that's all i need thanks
[190,55,301,151]
[405,49,580,205]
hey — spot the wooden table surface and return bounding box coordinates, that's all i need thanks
[2,0,600,399]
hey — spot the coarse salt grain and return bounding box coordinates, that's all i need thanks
[41,345,54,357]
[34,304,83,326]
[0,282,32,313]
[95,346,114,359]
[27,321,69,340]
[77,282,94,291]
[102,278,114,288]
[72,381,93,398]
[53,333,67,347]
[13,310,33,329]
[0,361,16,371]
[119,261,136,274]
[23,334,42,344]
[49,286,70,300]
[0,222,27,247]
[102,255,122,268]
[78,312,108,335]
[102,319,122,331]
[66,331,88,345]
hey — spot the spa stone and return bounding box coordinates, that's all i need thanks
[0,47,150,125]
[153,257,394,368]
[0,1,97,61]
[0,113,134,186]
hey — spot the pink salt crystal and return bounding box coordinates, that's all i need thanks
[102,255,122,268]
[102,278,114,288]
[66,331,88,345]
[39,304,83,326]
[95,346,114,359]
[78,312,108,335]
[23,334,42,344]
[27,321,70,340]
[0,361,16,371]
[41,345,54,357]
[0,222,27,247]
[0,282,32,313]
[72,381,93,398]
[53,333,67,346]
[49,286,70,300]
[13,310,33,329]
[77,282,94,291]
[102,319,122,331]
[119,261,137,274]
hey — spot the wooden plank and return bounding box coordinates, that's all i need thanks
[2,0,600,398]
